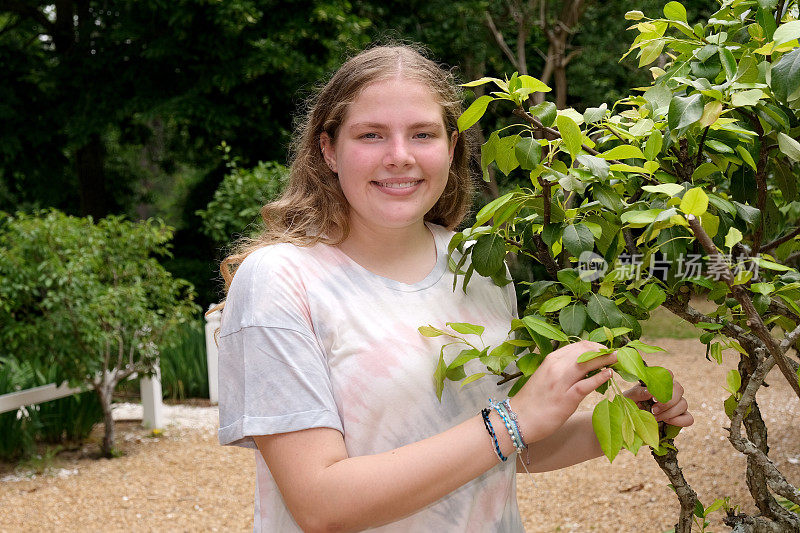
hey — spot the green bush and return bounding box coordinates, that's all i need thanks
[196,152,289,246]
[160,320,209,400]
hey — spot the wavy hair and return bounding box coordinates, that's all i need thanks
[219,44,474,292]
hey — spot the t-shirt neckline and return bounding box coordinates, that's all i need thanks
[330,222,448,292]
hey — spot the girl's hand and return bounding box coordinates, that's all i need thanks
[514,340,617,444]
[623,373,694,427]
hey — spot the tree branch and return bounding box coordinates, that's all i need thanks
[484,12,519,70]
[695,126,710,168]
[759,227,800,253]
[687,215,800,400]
[729,355,800,509]
[651,446,698,533]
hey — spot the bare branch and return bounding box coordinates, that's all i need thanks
[729,355,800,508]
[781,323,800,352]
[760,227,800,253]
[484,12,519,70]
[651,446,698,533]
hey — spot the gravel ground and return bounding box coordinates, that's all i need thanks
[1,337,798,532]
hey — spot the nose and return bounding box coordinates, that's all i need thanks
[383,137,415,168]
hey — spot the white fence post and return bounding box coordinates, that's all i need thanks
[205,305,221,405]
[140,362,164,429]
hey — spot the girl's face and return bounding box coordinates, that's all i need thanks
[321,77,456,236]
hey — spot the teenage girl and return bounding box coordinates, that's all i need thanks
[217,44,693,532]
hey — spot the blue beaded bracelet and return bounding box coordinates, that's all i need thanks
[481,408,507,462]
[489,398,524,453]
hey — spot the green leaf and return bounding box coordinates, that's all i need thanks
[419,325,446,337]
[638,284,667,311]
[576,154,610,180]
[644,130,663,160]
[633,408,661,448]
[621,209,662,227]
[460,373,487,388]
[617,346,647,380]
[774,162,798,202]
[458,95,493,132]
[521,316,569,342]
[680,187,709,216]
[586,294,625,328]
[773,20,800,46]
[600,145,646,160]
[668,94,703,131]
[639,40,665,67]
[557,269,591,297]
[447,322,485,336]
[710,342,723,363]
[593,183,625,212]
[449,348,482,368]
[726,369,742,394]
[694,500,706,518]
[471,233,506,277]
[735,145,757,170]
[724,394,739,418]
[778,133,800,163]
[446,364,467,381]
[731,89,764,108]
[583,105,607,124]
[515,138,542,170]
[556,114,583,158]
[718,48,737,81]
[663,1,687,23]
[559,303,587,336]
[625,10,644,20]
[495,134,522,175]
[562,223,595,257]
[540,295,572,314]
[642,183,684,196]
[725,227,743,249]
[734,202,762,227]
[592,398,624,462]
[643,366,674,403]
[518,75,551,93]
[530,101,557,128]
[770,48,800,102]
[480,132,499,181]
[434,351,447,400]
[461,77,505,88]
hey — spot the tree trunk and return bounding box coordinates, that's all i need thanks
[95,381,117,458]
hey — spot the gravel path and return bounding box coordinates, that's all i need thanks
[1,338,798,532]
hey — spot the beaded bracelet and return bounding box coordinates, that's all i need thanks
[489,398,531,466]
[480,408,507,462]
[489,398,524,452]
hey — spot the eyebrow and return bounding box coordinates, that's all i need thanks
[348,121,445,131]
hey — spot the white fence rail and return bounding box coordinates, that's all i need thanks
[0,365,164,429]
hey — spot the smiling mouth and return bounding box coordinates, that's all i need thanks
[373,180,422,189]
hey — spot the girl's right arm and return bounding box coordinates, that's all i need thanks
[254,340,617,533]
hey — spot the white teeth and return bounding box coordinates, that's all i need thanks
[378,181,419,189]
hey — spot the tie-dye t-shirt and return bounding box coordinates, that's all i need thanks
[218,223,524,532]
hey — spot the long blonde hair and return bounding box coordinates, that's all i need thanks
[219,44,474,292]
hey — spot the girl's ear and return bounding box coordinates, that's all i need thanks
[320,132,337,173]
[449,131,458,165]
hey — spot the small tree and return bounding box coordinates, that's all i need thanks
[440,1,800,530]
[0,210,198,457]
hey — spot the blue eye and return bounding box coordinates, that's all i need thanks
[360,132,379,139]
[415,132,432,139]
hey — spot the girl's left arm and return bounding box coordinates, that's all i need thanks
[521,377,694,473]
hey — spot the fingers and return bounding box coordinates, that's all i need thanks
[662,412,694,427]
[652,397,688,422]
[579,351,618,373]
[623,384,653,403]
[571,367,613,397]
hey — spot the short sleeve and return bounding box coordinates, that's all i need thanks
[217,246,343,448]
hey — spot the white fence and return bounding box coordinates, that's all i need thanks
[205,306,221,404]
[0,307,223,429]
[0,366,164,429]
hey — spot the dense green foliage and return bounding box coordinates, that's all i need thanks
[197,151,289,246]
[444,1,800,530]
[0,211,199,455]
